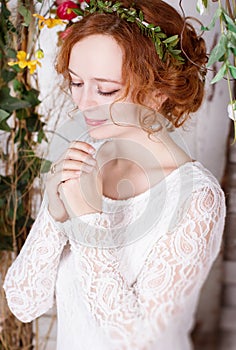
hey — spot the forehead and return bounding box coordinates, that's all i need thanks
[69,34,123,80]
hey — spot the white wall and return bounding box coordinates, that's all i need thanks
[165,0,230,336]
[166,0,230,181]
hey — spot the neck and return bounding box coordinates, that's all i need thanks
[96,125,169,171]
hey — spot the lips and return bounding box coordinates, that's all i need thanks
[84,117,108,126]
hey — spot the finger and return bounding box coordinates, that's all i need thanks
[70,141,96,155]
[65,148,97,166]
[47,170,81,186]
[49,167,96,185]
[52,158,96,173]
[52,142,96,171]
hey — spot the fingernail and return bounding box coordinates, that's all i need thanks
[75,171,81,176]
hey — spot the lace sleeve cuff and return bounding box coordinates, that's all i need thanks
[3,196,68,322]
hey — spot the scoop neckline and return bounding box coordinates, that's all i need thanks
[102,160,201,203]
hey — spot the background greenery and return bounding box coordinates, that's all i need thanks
[0,0,47,347]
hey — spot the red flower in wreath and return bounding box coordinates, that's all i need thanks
[57,1,78,20]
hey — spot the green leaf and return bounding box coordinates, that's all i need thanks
[112,2,122,11]
[222,10,236,33]
[207,34,227,67]
[228,22,236,34]
[232,48,236,56]
[139,10,144,22]
[155,32,167,39]
[26,115,44,132]
[127,9,136,17]
[10,64,21,73]
[38,129,47,143]
[227,31,236,49]
[2,69,16,83]
[6,48,16,58]
[0,109,10,122]
[16,109,28,120]
[97,0,105,8]
[23,88,41,107]
[40,159,52,173]
[13,79,24,92]
[155,40,163,60]
[18,4,32,26]
[0,109,11,131]
[154,26,161,33]
[168,49,182,55]
[229,65,236,79]
[210,63,227,84]
[201,7,222,31]
[163,35,179,44]
[196,0,208,15]
[0,87,31,112]
[72,8,85,16]
[1,3,11,19]
[127,16,135,22]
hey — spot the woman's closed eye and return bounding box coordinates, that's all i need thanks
[70,81,120,96]
[70,81,83,88]
[97,89,120,96]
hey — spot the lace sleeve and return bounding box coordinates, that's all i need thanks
[66,185,225,349]
[3,197,67,323]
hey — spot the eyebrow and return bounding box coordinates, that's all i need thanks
[68,68,122,84]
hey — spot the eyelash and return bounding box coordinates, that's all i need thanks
[70,82,120,96]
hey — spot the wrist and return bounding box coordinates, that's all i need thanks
[48,205,69,223]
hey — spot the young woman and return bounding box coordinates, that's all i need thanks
[4,1,226,349]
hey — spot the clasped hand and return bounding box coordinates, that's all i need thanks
[46,141,102,222]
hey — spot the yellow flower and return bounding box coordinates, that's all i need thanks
[35,49,44,59]
[8,51,42,74]
[33,14,66,30]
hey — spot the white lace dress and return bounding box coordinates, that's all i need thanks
[3,160,226,350]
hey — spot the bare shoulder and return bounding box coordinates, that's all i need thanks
[99,132,193,200]
[153,131,193,176]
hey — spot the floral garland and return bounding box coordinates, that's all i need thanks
[8,0,184,73]
[47,0,184,64]
[62,0,185,63]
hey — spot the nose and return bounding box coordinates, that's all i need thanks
[76,87,97,111]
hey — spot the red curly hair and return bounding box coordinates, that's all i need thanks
[56,0,207,128]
